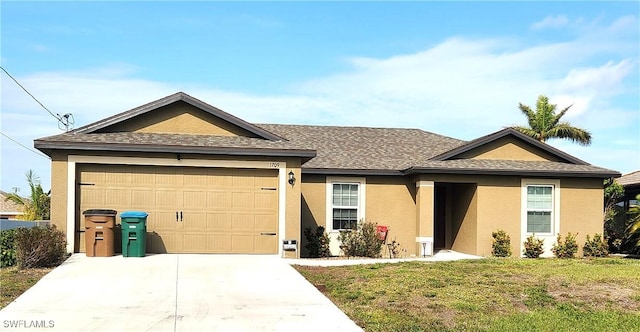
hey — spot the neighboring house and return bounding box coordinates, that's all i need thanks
[0,190,24,220]
[34,92,619,257]
[617,170,640,210]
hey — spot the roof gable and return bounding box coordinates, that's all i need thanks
[431,128,588,165]
[75,92,283,141]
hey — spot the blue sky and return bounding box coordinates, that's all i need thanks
[1,1,639,194]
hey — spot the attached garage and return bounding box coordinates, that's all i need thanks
[36,92,314,256]
[77,164,279,254]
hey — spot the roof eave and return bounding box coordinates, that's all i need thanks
[34,140,316,159]
[301,168,404,176]
[404,166,620,179]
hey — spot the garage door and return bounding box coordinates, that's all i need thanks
[77,164,279,254]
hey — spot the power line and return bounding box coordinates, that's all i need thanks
[0,131,50,160]
[0,66,61,121]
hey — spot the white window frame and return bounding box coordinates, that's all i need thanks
[521,179,560,257]
[525,184,554,234]
[326,177,366,233]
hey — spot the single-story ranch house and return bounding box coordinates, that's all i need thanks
[35,92,619,258]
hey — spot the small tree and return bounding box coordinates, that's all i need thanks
[603,178,625,252]
[625,195,640,254]
[491,229,512,257]
[4,170,51,220]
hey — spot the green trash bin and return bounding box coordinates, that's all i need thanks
[120,211,148,257]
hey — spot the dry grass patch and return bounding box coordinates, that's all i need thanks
[295,258,640,331]
[0,267,52,309]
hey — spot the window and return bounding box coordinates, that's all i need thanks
[526,185,553,233]
[332,183,359,230]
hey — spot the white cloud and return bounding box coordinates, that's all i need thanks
[531,15,570,30]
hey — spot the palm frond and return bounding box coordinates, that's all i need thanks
[547,123,592,146]
[510,126,541,141]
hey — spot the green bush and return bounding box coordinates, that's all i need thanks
[551,233,578,258]
[303,225,331,258]
[1,228,17,267]
[523,234,544,258]
[338,220,383,258]
[491,229,512,257]
[583,233,609,258]
[15,225,67,269]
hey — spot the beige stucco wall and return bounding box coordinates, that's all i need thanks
[457,136,562,162]
[366,177,417,257]
[283,158,302,258]
[300,175,417,257]
[475,177,521,256]
[101,102,257,137]
[560,178,604,255]
[50,151,69,237]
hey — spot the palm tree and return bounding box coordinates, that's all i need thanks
[511,95,592,146]
[4,170,50,220]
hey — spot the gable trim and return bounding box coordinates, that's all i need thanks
[431,128,588,165]
[73,92,285,141]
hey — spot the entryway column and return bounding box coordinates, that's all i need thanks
[416,181,434,256]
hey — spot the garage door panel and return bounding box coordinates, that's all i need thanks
[182,233,206,252]
[207,234,231,252]
[184,213,206,230]
[207,191,231,209]
[254,215,277,230]
[132,190,154,207]
[207,213,231,230]
[155,190,179,209]
[78,165,278,254]
[232,192,254,209]
[151,211,179,229]
[255,235,277,253]
[255,192,275,210]
[105,189,130,206]
[183,191,206,209]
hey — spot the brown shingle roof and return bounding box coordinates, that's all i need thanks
[408,159,617,177]
[257,124,465,171]
[35,132,316,159]
[618,170,640,187]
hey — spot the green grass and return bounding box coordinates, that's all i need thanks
[294,258,640,331]
[0,267,52,309]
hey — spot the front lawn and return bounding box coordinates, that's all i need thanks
[294,258,640,331]
[0,267,52,309]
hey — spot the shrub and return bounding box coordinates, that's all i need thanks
[551,233,578,258]
[491,229,512,257]
[15,225,67,269]
[583,233,609,258]
[303,225,331,258]
[523,234,544,258]
[338,220,383,258]
[1,228,17,267]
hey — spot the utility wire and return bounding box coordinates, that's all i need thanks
[0,66,61,121]
[0,131,50,160]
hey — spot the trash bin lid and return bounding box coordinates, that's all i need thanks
[121,211,148,218]
[83,209,117,216]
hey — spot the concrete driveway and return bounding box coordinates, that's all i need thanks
[0,254,362,331]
